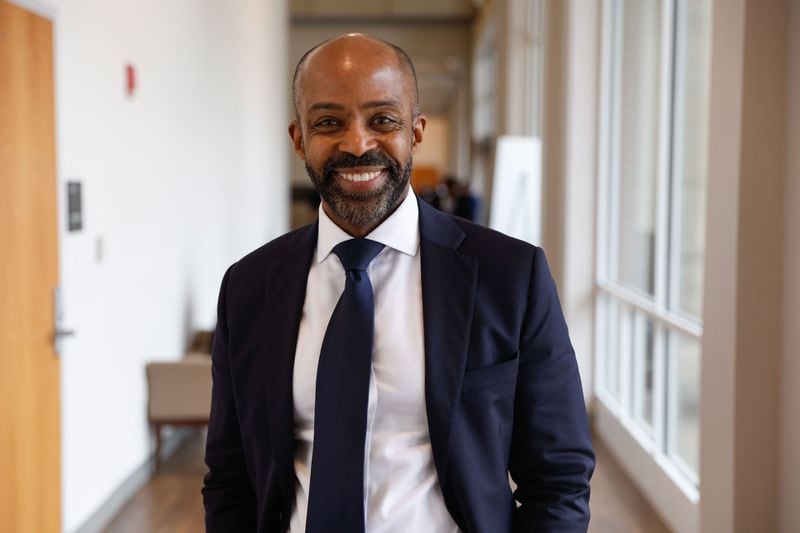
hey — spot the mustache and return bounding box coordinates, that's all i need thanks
[322,151,398,175]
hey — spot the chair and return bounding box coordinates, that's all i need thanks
[146,352,212,471]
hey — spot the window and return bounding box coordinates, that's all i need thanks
[595,0,712,490]
[524,0,545,138]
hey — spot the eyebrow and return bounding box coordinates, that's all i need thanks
[308,102,345,113]
[362,99,402,110]
[307,100,403,113]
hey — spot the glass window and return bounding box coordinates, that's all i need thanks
[668,332,700,479]
[596,0,711,489]
[603,296,622,401]
[613,0,662,296]
[632,314,657,430]
[671,0,713,320]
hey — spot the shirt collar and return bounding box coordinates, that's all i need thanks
[316,190,420,264]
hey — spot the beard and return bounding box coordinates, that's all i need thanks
[305,150,412,229]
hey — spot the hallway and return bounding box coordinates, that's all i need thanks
[103,431,669,532]
[3,0,799,530]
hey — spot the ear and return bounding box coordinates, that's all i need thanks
[288,120,306,160]
[411,114,427,155]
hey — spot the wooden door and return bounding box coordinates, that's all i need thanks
[0,1,61,531]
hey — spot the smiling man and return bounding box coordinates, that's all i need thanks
[203,34,594,533]
[289,35,423,237]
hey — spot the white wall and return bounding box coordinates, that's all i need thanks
[550,0,599,405]
[701,0,789,530]
[27,0,288,530]
[779,1,800,530]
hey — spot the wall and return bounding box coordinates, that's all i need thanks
[549,0,599,404]
[540,0,567,283]
[779,1,800,530]
[20,0,289,530]
[731,0,787,527]
[701,0,787,530]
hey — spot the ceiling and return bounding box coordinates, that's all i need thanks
[290,0,475,20]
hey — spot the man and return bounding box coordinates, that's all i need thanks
[203,34,594,532]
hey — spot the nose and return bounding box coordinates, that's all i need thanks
[338,122,378,157]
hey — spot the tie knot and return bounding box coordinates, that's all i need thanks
[333,239,384,272]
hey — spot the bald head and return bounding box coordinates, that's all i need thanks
[292,34,419,121]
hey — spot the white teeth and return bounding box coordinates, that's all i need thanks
[338,170,383,182]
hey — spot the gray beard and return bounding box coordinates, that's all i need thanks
[305,157,412,229]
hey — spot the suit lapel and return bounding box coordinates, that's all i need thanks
[263,222,317,514]
[418,200,479,484]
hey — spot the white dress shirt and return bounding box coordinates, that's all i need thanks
[289,191,459,532]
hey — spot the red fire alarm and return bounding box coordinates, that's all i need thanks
[125,63,136,97]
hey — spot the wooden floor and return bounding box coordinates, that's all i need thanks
[588,436,671,533]
[104,430,670,532]
[102,433,206,533]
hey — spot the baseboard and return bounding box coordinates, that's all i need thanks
[71,427,196,533]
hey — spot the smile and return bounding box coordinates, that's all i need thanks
[336,169,385,182]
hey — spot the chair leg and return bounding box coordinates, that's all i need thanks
[154,423,163,474]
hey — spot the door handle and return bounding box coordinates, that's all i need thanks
[53,286,75,357]
[54,328,76,339]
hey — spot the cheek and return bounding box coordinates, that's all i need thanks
[387,139,414,163]
[302,140,330,168]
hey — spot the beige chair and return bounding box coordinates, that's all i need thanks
[146,352,212,471]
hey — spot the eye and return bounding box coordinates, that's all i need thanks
[372,115,398,128]
[314,118,340,128]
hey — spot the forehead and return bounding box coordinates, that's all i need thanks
[297,45,413,114]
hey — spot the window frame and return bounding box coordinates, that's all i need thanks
[593,0,709,529]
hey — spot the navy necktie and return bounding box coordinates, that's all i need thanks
[306,238,385,533]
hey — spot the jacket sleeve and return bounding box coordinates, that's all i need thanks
[510,248,595,532]
[202,265,258,531]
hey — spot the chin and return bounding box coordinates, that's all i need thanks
[328,195,394,228]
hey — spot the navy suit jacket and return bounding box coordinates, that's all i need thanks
[203,198,595,532]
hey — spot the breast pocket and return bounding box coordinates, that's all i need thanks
[461,353,519,393]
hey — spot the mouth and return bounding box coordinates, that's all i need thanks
[333,167,388,191]
[335,168,386,182]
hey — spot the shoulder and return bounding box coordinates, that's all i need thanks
[419,198,539,265]
[453,217,547,296]
[226,222,317,282]
[418,200,546,300]
[453,216,538,260]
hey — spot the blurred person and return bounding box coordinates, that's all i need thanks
[441,176,481,222]
[202,33,594,533]
[439,177,458,215]
[418,184,441,210]
[453,181,480,222]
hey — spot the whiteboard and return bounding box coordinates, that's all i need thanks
[488,136,542,246]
